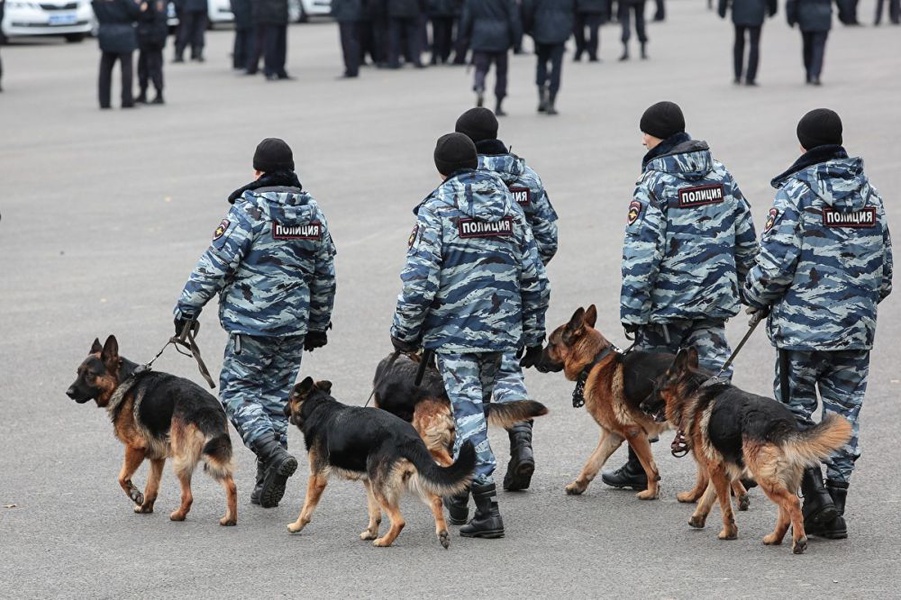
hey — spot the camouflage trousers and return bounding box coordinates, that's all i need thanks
[219,332,305,450]
[633,318,733,379]
[775,349,868,484]
[436,351,502,486]
[491,351,529,404]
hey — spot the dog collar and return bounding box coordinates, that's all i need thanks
[572,345,620,408]
[106,377,138,419]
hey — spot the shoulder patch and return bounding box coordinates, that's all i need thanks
[627,200,642,226]
[677,183,725,208]
[509,186,531,207]
[457,217,513,238]
[272,222,323,240]
[764,208,779,232]
[408,224,419,249]
[821,207,877,228]
[213,219,231,240]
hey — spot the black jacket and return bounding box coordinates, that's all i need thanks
[521,0,576,44]
[92,0,141,53]
[253,0,289,25]
[460,0,521,52]
[175,0,208,13]
[137,0,169,48]
[387,0,422,18]
[786,0,833,31]
[575,0,606,13]
[427,0,461,17]
[230,0,253,28]
[331,0,364,21]
[718,0,776,26]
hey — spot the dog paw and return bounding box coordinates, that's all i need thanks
[169,510,187,522]
[219,517,237,526]
[134,504,154,514]
[129,490,144,505]
[438,530,449,549]
[717,527,738,540]
[372,537,392,547]
[762,532,783,546]
[636,489,659,500]
[792,536,808,555]
[737,494,750,511]
[565,482,585,495]
[287,522,305,534]
[676,491,699,503]
[688,515,706,529]
[359,529,378,540]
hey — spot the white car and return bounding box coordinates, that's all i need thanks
[206,0,233,27]
[290,0,331,23]
[1,0,95,42]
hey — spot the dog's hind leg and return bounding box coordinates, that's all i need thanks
[119,445,148,508]
[732,479,750,512]
[217,474,238,526]
[426,493,451,549]
[287,472,328,534]
[169,466,194,521]
[134,458,164,514]
[359,480,381,541]
[759,480,806,553]
[566,431,623,495]
[709,467,738,540]
[370,486,405,548]
[678,461,709,504]
[627,434,660,500]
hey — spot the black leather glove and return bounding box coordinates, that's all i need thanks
[391,335,420,354]
[304,330,328,352]
[518,345,543,369]
[174,316,192,338]
[745,305,770,324]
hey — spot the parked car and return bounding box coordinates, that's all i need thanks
[290,0,330,23]
[1,0,95,42]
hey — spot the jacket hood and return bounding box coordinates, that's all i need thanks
[643,137,714,182]
[418,169,514,221]
[254,188,318,225]
[479,152,525,187]
[772,146,869,209]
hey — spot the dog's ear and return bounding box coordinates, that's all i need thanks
[674,346,699,371]
[316,380,333,394]
[90,338,103,355]
[101,335,119,366]
[295,377,315,396]
[563,307,586,343]
[583,305,598,328]
[685,346,700,369]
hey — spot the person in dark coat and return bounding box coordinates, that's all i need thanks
[136,0,168,103]
[521,0,575,116]
[92,0,142,109]
[618,0,648,60]
[786,0,836,85]
[460,0,521,115]
[332,0,365,77]
[231,0,254,70]
[387,0,424,68]
[428,0,460,64]
[362,0,390,67]
[573,0,606,62]
[718,0,777,86]
[173,0,208,62]
[254,0,291,80]
[874,0,900,24]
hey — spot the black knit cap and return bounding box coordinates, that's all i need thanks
[640,101,686,140]
[434,132,478,176]
[454,107,499,143]
[253,137,295,173]
[797,108,843,150]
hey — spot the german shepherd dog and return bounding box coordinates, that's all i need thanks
[372,352,549,466]
[640,347,853,554]
[66,335,237,526]
[533,305,673,499]
[284,377,476,549]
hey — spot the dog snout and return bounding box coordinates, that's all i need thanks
[66,386,77,399]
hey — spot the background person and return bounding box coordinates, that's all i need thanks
[135,0,168,104]
[521,0,576,116]
[717,0,777,86]
[91,0,142,109]
[459,0,522,115]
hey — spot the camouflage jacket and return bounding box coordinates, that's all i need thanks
[479,148,559,265]
[744,147,893,351]
[621,136,758,327]
[391,169,550,353]
[175,185,337,337]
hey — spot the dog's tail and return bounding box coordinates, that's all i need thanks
[782,414,853,467]
[202,433,235,481]
[403,439,475,497]
[484,400,549,428]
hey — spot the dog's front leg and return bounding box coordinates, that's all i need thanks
[134,458,164,514]
[689,479,716,528]
[287,473,328,534]
[627,434,660,500]
[119,445,147,508]
[678,461,709,503]
[566,431,623,495]
[709,467,738,540]
[359,480,381,541]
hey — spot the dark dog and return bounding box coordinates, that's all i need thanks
[373,352,549,466]
[640,346,853,554]
[66,335,237,525]
[533,305,674,499]
[284,377,476,548]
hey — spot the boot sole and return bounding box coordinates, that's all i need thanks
[503,459,535,491]
[601,477,648,491]
[460,529,505,539]
[259,456,298,508]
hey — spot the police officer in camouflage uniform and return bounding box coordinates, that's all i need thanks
[744,109,893,540]
[174,138,337,509]
[603,101,759,490]
[454,107,558,493]
[391,132,549,538]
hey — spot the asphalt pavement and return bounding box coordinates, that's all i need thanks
[1,4,900,599]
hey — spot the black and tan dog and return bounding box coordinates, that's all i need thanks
[372,352,549,466]
[66,335,237,525]
[284,377,475,549]
[641,346,853,554]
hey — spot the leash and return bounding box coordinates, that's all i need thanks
[135,320,217,389]
[571,344,621,409]
[364,350,401,407]
[414,349,434,387]
[701,311,764,388]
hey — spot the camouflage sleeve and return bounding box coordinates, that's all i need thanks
[308,219,337,332]
[391,205,442,344]
[620,179,666,326]
[879,205,893,303]
[174,205,254,319]
[531,189,559,265]
[519,221,550,347]
[731,180,759,298]
[742,186,803,309]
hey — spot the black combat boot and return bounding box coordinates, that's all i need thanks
[503,420,535,491]
[601,446,647,490]
[443,489,469,525]
[135,89,148,104]
[460,483,504,539]
[800,466,838,527]
[618,43,630,61]
[249,459,266,505]
[537,86,548,113]
[640,42,648,59]
[252,433,298,508]
[546,93,558,115]
[807,480,848,539]
[495,97,506,117]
